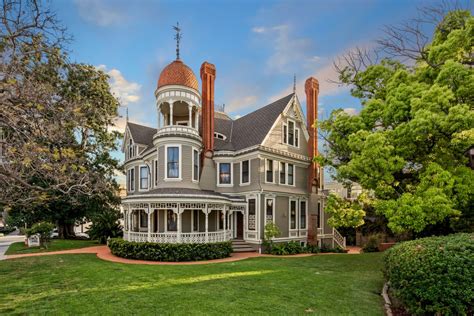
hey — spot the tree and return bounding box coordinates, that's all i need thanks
[87,208,122,244]
[320,9,474,234]
[0,0,122,236]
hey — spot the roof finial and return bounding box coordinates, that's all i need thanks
[126,107,129,122]
[173,22,182,60]
[293,74,296,94]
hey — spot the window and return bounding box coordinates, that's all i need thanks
[317,202,321,228]
[167,210,177,231]
[266,198,274,224]
[128,168,135,192]
[300,201,307,229]
[290,200,297,230]
[241,160,250,184]
[288,164,294,186]
[166,146,180,179]
[218,162,232,185]
[192,210,199,232]
[140,166,149,190]
[214,132,227,140]
[140,210,148,227]
[266,159,274,183]
[279,162,286,184]
[295,129,299,147]
[283,124,287,144]
[154,160,158,185]
[248,199,256,231]
[193,149,199,181]
[288,121,295,145]
[128,139,133,159]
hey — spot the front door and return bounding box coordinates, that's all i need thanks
[236,212,244,239]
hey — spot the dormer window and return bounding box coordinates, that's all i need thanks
[214,132,227,140]
[282,119,300,148]
[128,139,135,159]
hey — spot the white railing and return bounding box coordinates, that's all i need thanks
[332,228,346,249]
[156,125,201,139]
[126,231,232,244]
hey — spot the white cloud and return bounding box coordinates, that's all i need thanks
[96,65,142,106]
[252,26,266,33]
[74,0,124,27]
[234,114,242,119]
[343,108,359,116]
[227,95,258,113]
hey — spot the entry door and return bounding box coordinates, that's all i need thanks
[237,212,244,239]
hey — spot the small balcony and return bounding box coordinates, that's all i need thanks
[155,125,201,140]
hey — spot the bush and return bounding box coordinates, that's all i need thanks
[320,244,346,253]
[87,208,122,244]
[269,241,306,255]
[108,238,233,262]
[384,233,474,315]
[27,222,55,247]
[0,226,15,235]
[362,234,381,252]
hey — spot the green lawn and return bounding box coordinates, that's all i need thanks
[5,239,99,255]
[0,253,384,315]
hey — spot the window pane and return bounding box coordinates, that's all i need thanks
[266,199,273,224]
[280,162,286,184]
[167,147,179,178]
[266,159,273,182]
[283,125,287,143]
[167,210,177,231]
[248,199,256,230]
[295,129,299,147]
[219,163,231,184]
[317,203,321,228]
[300,201,306,229]
[140,166,148,189]
[288,121,294,145]
[193,150,199,181]
[290,201,297,229]
[242,160,249,183]
[154,160,158,185]
[288,164,294,185]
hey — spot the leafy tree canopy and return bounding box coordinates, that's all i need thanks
[320,10,474,234]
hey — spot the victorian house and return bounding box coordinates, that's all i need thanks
[122,49,345,251]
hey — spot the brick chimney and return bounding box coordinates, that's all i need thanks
[305,77,320,190]
[200,62,216,155]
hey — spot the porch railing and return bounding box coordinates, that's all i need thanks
[126,231,232,244]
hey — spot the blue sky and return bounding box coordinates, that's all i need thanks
[50,0,436,182]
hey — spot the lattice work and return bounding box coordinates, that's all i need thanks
[179,203,206,210]
[128,232,148,242]
[150,202,178,209]
[248,215,256,230]
[229,205,246,211]
[181,232,206,243]
[129,203,149,209]
[207,203,225,210]
[126,231,232,244]
[265,215,273,224]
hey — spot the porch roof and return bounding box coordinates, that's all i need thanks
[123,188,246,203]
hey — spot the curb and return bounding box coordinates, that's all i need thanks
[381,282,393,316]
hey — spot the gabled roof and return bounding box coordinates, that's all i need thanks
[127,122,157,147]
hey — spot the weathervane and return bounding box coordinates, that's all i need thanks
[293,74,296,93]
[173,22,182,60]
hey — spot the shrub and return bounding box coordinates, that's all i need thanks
[269,241,306,255]
[362,234,381,252]
[384,233,474,315]
[320,245,346,253]
[87,208,122,243]
[27,222,55,247]
[108,238,233,262]
[0,226,15,235]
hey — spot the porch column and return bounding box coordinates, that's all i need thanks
[205,210,209,243]
[194,107,199,129]
[169,101,174,126]
[177,211,182,243]
[147,204,151,242]
[157,104,162,128]
[188,104,192,127]
[223,209,227,240]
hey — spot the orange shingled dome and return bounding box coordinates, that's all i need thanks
[157,60,199,91]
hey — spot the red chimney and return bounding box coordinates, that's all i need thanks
[200,62,216,155]
[305,77,320,190]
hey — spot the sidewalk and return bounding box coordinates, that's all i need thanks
[0,230,25,260]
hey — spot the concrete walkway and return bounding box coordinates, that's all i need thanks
[4,244,361,265]
[0,230,24,260]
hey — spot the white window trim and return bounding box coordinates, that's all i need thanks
[139,165,149,191]
[279,161,286,185]
[247,197,257,231]
[127,168,135,192]
[164,144,182,181]
[217,162,233,187]
[265,197,276,225]
[289,198,298,231]
[287,163,296,187]
[239,160,251,186]
[264,159,275,184]
[299,199,308,230]
[192,148,199,183]
[287,118,296,146]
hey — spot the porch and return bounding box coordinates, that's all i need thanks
[122,201,247,244]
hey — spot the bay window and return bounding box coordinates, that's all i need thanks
[140,166,149,190]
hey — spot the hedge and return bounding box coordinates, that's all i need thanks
[108,238,233,262]
[384,233,474,315]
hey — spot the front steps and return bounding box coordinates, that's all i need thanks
[232,239,257,253]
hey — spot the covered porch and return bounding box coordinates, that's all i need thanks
[123,201,246,244]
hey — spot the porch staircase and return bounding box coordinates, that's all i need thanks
[232,239,257,253]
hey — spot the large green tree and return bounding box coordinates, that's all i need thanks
[0,0,122,236]
[320,9,474,234]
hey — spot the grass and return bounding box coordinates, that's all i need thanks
[0,253,384,315]
[5,239,99,255]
